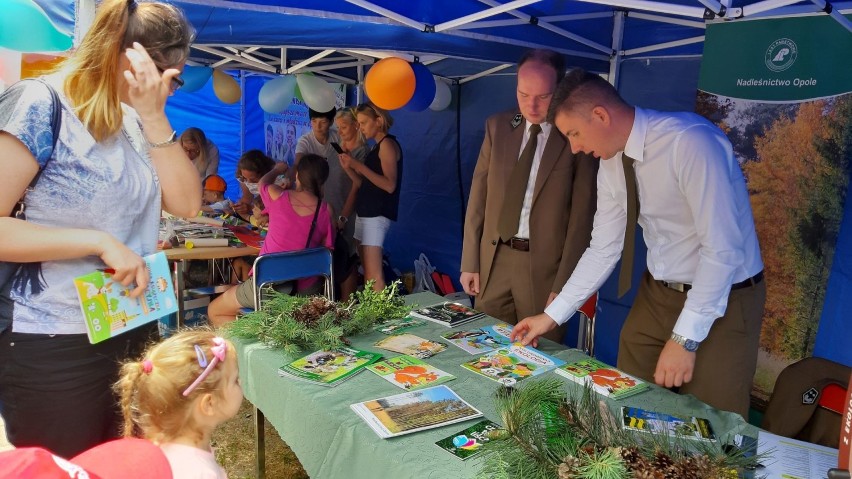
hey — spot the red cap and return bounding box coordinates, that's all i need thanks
[203,175,227,193]
[0,438,173,479]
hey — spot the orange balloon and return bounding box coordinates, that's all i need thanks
[364,57,415,110]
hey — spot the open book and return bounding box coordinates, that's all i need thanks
[73,252,177,344]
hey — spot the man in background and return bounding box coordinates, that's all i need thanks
[460,49,598,342]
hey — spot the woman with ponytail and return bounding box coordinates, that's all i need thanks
[0,0,198,457]
[208,154,334,326]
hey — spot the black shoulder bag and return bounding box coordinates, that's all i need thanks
[0,79,63,309]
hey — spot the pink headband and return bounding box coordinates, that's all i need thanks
[182,337,227,397]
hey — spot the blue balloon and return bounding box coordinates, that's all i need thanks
[259,76,297,114]
[403,62,437,112]
[0,0,72,52]
[180,66,213,93]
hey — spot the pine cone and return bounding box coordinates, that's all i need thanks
[617,446,642,465]
[557,455,581,479]
[652,451,675,472]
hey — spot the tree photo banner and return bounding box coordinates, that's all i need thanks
[697,14,852,403]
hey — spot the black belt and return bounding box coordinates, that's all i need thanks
[661,271,764,293]
[502,237,529,252]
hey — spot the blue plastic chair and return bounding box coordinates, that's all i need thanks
[248,246,334,479]
[251,247,335,309]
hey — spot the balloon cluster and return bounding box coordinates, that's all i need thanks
[365,58,451,111]
[256,73,336,113]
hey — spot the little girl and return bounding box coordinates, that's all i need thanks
[208,154,334,326]
[115,329,243,479]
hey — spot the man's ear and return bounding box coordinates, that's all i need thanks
[590,106,611,127]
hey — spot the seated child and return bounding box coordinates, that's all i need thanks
[199,174,232,216]
[233,150,276,219]
[208,154,334,326]
[249,195,269,229]
[115,329,242,479]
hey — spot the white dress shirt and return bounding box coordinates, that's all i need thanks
[545,107,763,342]
[515,120,552,239]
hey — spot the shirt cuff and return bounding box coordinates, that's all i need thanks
[672,308,715,343]
[544,294,580,326]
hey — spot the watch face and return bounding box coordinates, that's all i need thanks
[684,339,700,352]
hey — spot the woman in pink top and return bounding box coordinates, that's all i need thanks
[208,154,334,326]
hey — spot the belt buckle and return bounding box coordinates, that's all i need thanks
[663,281,688,293]
[509,237,528,251]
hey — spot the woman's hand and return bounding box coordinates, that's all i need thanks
[122,42,176,122]
[338,152,357,170]
[96,233,149,299]
[233,200,252,216]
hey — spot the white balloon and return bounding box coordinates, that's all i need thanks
[259,75,297,114]
[296,74,336,112]
[429,77,451,111]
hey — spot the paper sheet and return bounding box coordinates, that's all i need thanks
[758,430,838,479]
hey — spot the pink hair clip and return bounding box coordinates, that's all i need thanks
[182,337,227,397]
[141,359,153,374]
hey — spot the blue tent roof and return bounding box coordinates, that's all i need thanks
[173,0,852,82]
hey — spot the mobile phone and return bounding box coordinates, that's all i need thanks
[330,142,344,154]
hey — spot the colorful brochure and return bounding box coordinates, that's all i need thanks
[461,344,566,386]
[373,317,426,335]
[367,355,455,391]
[435,419,505,460]
[74,252,177,344]
[441,323,514,354]
[374,333,447,359]
[621,406,716,442]
[554,358,649,400]
[278,347,382,387]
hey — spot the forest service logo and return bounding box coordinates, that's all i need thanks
[765,38,798,72]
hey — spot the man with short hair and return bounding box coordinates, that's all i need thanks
[511,68,765,418]
[460,50,598,342]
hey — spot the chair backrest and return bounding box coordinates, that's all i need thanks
[252,247,335,309]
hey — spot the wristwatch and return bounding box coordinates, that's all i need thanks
[670,333,701,352]
[338,215,348,224]
[146,130,178,149]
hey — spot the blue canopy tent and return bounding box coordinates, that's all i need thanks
[19,0,852,367]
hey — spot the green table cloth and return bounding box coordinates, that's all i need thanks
[233,291,757,478]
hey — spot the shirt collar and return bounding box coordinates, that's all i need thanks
[623,106,647,163]
[523,119,552,137]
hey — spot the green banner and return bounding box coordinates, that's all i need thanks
[699,14,852,102]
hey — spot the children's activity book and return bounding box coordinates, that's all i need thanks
[461,344,566,386]
[374,333,447,359]
[350,385,483,439]
[278,347,382,387]
[373,317,426,335]
[441,323,514,355]
[409,302,486,327]
[367,355,455,391]
[554,358,649,400]
[621,406,717,442]
[74,252,177,344]
[435,420,505,460]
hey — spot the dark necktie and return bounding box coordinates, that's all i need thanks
[618,153,639,298]
[498,123,542,242]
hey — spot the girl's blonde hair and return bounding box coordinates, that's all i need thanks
[61,0,193,142]
[355,102,394,133]
[115,329,234,443]
[181,127,209,176]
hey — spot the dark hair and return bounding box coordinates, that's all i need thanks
[547,68,625,123]
[518,49,566,84]
[236,149,276,179]
[252,195,265,210]
[308,107,336,123]
[296,154,330,199]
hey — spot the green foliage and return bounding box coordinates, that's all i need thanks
[480,377,761,479]
[225,281,411,353]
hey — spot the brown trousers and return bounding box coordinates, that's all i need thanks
[476,244,567,343]
[617,271,766,419]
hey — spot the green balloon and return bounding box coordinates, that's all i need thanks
[0,0,73,52]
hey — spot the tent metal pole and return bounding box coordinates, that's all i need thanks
[809,0,852,32]
[609,11,625,89]
[570,0,707,18]
[288,49,336,73]
[356,64,364,104]
[459,64,513,84]
[741,0,808,16]
[623,35,705,56]
[193,45,277,73]
[280,48,286,74]
[344,0,424,30]
[435,0,542,32]
[628,12,706,28]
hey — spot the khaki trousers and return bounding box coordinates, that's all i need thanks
[476,244,567,343]
[617,271,766,419]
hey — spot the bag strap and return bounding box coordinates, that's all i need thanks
[7,78,62,219]
[305,199,322,249]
